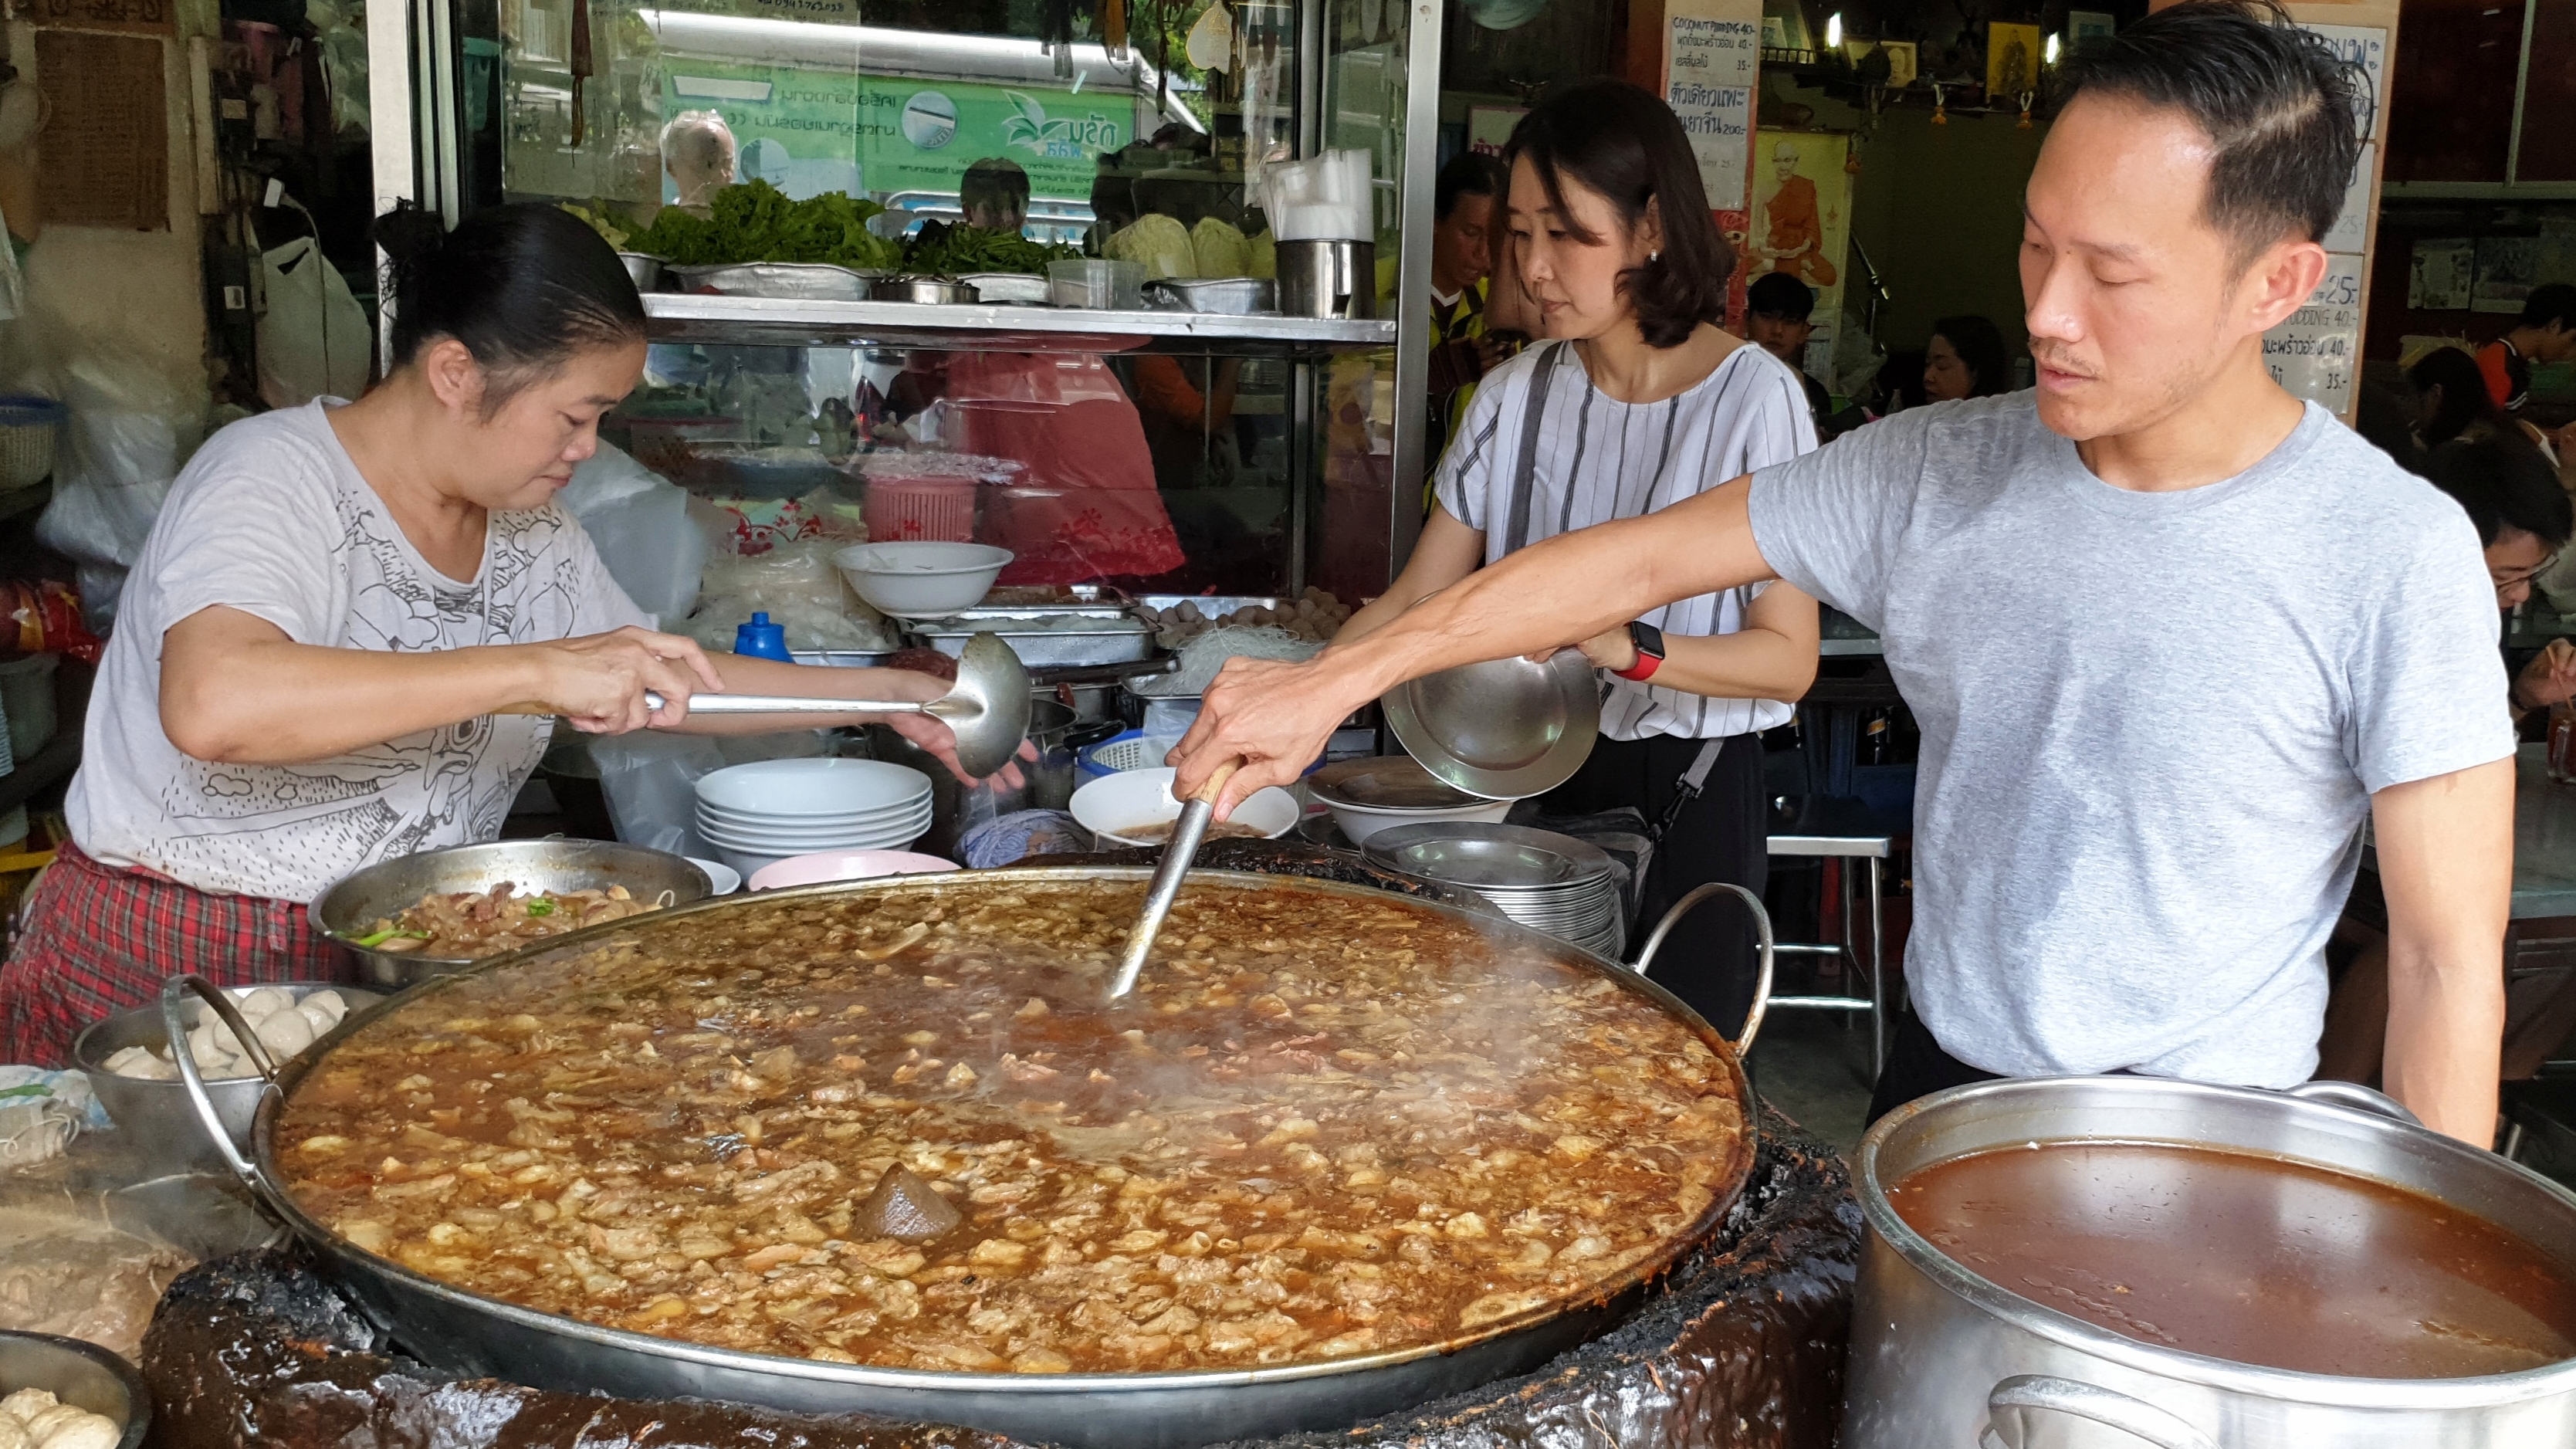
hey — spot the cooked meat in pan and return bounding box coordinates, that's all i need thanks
[278,880,1744,1374]
[354,883,665,957]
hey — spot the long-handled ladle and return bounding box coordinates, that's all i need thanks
[1107,760,1237,1000]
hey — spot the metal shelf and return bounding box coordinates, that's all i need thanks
[642,293,1397,354]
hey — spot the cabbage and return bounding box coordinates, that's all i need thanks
[1107,213,1197,279]
[1191,217,1251,278]
[1246,229,1277,279]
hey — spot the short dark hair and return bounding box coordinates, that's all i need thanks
[2059,0,2363,256]
[1505,79,1734,350]
[2523,283,2576,331]
[374,201,645,408]
[2427,433,2573,550]
[1434,151,1508,222]
[1746,271,1815,322]
[963,157,1031,213]
[2406,346,2501,447]
[1931,314,2015,398]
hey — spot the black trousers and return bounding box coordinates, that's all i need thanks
[1538,732,1768,1041]
[1864,1011,2002,1126]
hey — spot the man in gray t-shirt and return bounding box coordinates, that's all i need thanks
[1172,2,2517,1144]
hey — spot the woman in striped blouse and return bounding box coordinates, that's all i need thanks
[1339,79,1821,1036]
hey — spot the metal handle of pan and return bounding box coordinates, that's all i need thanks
[1978,1374,2218,1449]
[1628,880,1775,1056]
[161,974,295,1216]
[2283,1078,2422,1126]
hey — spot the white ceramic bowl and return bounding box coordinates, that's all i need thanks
[713,834,929,880]
[695,799,931,831]
[685,857,743,895]
[1069,767,1300,848]
[1321,796,1515,845]
[832,541,1013,618]
[746,850,960,892]
[694,758,934,818]
[695,804,935,849]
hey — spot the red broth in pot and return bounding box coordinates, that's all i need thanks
[1887,1142,2576,1379]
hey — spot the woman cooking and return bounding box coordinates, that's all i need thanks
[0,203,1007,1065]
[1335,79,1819,1034]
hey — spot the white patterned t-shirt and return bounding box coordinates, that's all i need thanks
[67,399,648,901]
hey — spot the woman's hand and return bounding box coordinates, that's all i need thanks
[2516,639,2576,717]
[885,712,1038,790]
[528,627,727,734]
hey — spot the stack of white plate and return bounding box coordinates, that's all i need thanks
[694,759,936,879]
[1362,823,1626,960]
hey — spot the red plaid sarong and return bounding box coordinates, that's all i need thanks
[0,839,349,1067]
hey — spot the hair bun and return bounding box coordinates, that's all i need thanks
[371,202,451,268]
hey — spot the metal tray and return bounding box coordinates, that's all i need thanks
[911,613,1157,668]
[958,272,1052,304]
[669,262,882,301]
[790,649,901,669]
[1149,278,1277,314]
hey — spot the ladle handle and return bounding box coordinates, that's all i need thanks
[492,694,933,717]
[1630,881,1775,1055]
[1108,762,1238,1000]
[161,975,294,1216]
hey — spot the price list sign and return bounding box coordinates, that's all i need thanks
[2265,253,2364,416]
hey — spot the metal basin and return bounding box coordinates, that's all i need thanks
[309,840,713,988]
[0,1331,150,1449]
[73,981,381,1175]
[1844,1075,2576,1448]
[189,868,1771,1449]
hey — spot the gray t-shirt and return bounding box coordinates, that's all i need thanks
[1747,394,2513,1085]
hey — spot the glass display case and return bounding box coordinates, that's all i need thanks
[367,0,1440,602]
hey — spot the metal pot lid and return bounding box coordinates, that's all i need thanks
[1379,652,1599,800]
[1310,756,1486,811]
[1362,823,1618,891]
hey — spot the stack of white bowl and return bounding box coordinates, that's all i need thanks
[694,759,936,879]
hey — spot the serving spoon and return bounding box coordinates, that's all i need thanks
[1108,760,1237,1000]
[500,632,1031,779]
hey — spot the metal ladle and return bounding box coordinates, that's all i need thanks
[1109,760,1237,1000]
[506,632,1032,779]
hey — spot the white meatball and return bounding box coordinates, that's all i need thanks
[296,1003,337,1036]
[0,1389,56,1424]
[302,990,348,1024]
[236,987,294,1023]
[15,1409,81,1443]
[36,1413,119,1449]
[252,1007,315,1058]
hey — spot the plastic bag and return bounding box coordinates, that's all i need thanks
[256,235,369,409]
[36,356,204,629]
[587,730,729,858]
[0,578,100,662]
[560,442,706,625]
[683,537,893,652]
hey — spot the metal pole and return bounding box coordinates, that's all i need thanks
[1867,855,1886,1080]
[1383,0,1443,584]
[367,0,418,375]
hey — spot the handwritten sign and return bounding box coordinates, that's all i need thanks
[2264,253,2363,417]
[2324,141,2374,256]
[1664,0,1760,211]
[2300,23,2388,141]
[22,0,174,34]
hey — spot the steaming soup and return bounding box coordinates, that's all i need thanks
[276,879,1745,1373]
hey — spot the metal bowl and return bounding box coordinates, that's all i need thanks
[1379,650,1600,800]
[310,841,713,988]
[0,1331,150,1449]
[672,262,882,301]
[1149,277,1276,314]
[871,275,981,306]
[73,982,382,1175]
[617,252,668,292]
[956,272,1051,304]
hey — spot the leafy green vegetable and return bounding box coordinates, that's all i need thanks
[352,926,429,948]
[902,222,1082,277]
[523,897,557,917]
[621,181,902,271]
[559,201,631,252]
[1105,214,1197,279]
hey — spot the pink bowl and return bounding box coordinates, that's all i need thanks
[746,849,960,892]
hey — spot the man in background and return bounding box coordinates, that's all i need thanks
[1746,271,1839,436]
[961,157,1033,234]
[1426,152,1513,472]
[2479,282,2576,415]
[660,110,736,218]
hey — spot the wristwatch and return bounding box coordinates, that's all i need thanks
[1612,620,1665,682]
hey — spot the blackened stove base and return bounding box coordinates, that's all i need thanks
[137,1110,1856,1449]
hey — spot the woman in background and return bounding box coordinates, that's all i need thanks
[1923,313,2015,401]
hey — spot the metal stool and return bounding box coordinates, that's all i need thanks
[1765,806,1894,1078]
[2500,1073,2576,1165]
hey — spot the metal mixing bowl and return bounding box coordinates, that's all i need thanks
[1379,650,1600,799]
[310,840,713,988]
[0,1331,151,1449]
[73,982,382,1176]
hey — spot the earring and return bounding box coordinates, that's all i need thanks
[1649,249,1660,262]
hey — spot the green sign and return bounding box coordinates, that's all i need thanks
[663,59,1132,201]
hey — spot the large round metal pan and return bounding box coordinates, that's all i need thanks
[189,868,1765,1449]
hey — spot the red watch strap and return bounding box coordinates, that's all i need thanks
[1613,651,1661,682]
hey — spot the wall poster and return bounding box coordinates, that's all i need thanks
[2263,10,2391,421]
[1748,127,1851,384]
[1663,0,1761,327]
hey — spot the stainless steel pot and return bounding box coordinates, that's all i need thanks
[0,1330,151,1449]
[310,839,713,987]
[73,980,381,1173]
[1844,1075,2576,1448]
[177,868,1772,1449]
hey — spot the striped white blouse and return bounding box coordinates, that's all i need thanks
[1431,338,1819,742]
